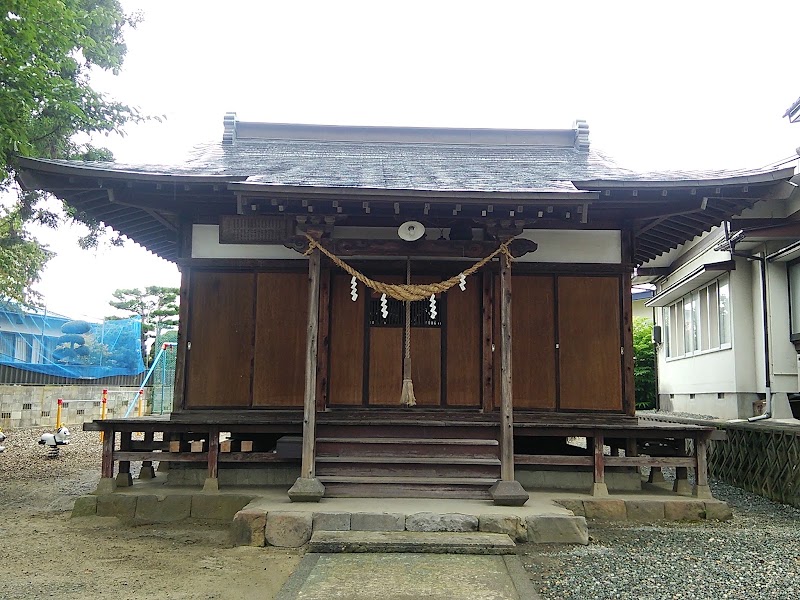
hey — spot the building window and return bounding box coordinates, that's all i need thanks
[788,261,800,341]
[663,274,731,359]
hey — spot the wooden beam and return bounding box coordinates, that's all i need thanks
[207,427,219,481]
[593,432,605,485]
[101,428,114,478]
[499,251,514,482]
[300,247,322,479]
[285,237,538,259]
[173,267,191,412]
[621,255,635,417]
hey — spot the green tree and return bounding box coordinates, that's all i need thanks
[108,286,179,363]
[633,317,657,410]
[0,0,150,305]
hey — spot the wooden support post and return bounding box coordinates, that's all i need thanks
[115,431,133,487]
[204,427,220,492]
[673,439,692,495]
[139,430,156,479]
[591,432,609,496]
[288,244,325,502]
[489,250,528,506]
[316,268,331,412]
[693,436,713,499]
[97,427,116,494]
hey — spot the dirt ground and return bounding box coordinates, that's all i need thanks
[0,427,301,600]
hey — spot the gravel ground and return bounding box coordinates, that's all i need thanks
[522,479,800,600]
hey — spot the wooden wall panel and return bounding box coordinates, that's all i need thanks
[184,271,255,408]
[446,275,481,406]
[493,275,557,410]
[328,274,365,406]
[411,327,442,406]
[558,276,623,411]
[253,273,307,407]
[368,328,402,405]
[511,276,557,410]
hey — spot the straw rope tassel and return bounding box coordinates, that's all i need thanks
[400,258,417,407]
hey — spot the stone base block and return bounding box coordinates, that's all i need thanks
[527,515,589,545]
[71,495,98,517]
[590,482,609,497]
[648,468,667,484]
[673,479,692,495]
[115,472,133,487]
[704,500,733,521]
[94,477,116,495]
[664,500,705,521]
[584,499,626,521]
[626,500,666,521]
[288,477,325,502]
[555,499,586,517]
[265,512,313,548]
[478,514,527,542]
[231,509,267,547]
[693,484,713,499]
[139,465,156,480]
[351,512,405,531]
[96,494,137,519]
[202,477,219,493]
[135,495,191,522]
[490,480,529,506]
[405,512,478,533]
[313,512,351,532]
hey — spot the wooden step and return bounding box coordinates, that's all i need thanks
[316,424,498,440]
[321,482,493,499]
[315,461,500,479]
[317,438,499,459]
[318,475,498,485]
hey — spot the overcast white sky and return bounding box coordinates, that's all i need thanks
[30,0,800,319]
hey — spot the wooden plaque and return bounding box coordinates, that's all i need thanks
[219,215,293,244]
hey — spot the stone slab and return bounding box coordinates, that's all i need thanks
[266,512,313,548]
[350,512,405,531]
[704,500,733,521]
[478,514,527,542]
[554,499,586,517]
[230,509,266,547]
[405,512,478,533]
[308,531,516,555]
[583,498,626,521]
[664,500,705,521]
[135,494,191,522]
[276,553,540,600]
[71,495,97,517]
[625,499,666,521]
[313,512,351,532]
[526,515,589,545]
[191,494,252,521]
[96,494,137,519]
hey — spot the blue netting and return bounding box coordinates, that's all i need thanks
[0,306,145,379]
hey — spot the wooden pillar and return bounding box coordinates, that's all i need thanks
[139,431,156,479]
[499,254,514,482]
[591,432,609,496]
[693,436,712,499]
[96,427,116,494]
[115,431,133,487]
[490,250,528,506]
[288,242,326,502]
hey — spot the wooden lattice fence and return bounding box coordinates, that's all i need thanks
[708,424,800,508]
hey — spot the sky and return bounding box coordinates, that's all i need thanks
[27,0,800,319]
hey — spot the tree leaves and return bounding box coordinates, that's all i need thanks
[0,0,148,304]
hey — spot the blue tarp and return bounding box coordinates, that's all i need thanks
[0,308,146,379]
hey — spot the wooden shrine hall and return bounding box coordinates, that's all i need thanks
[16,115,796,504]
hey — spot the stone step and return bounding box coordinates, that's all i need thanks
[308,530,516,555]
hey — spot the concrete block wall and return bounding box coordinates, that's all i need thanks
[0,385,157,429]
